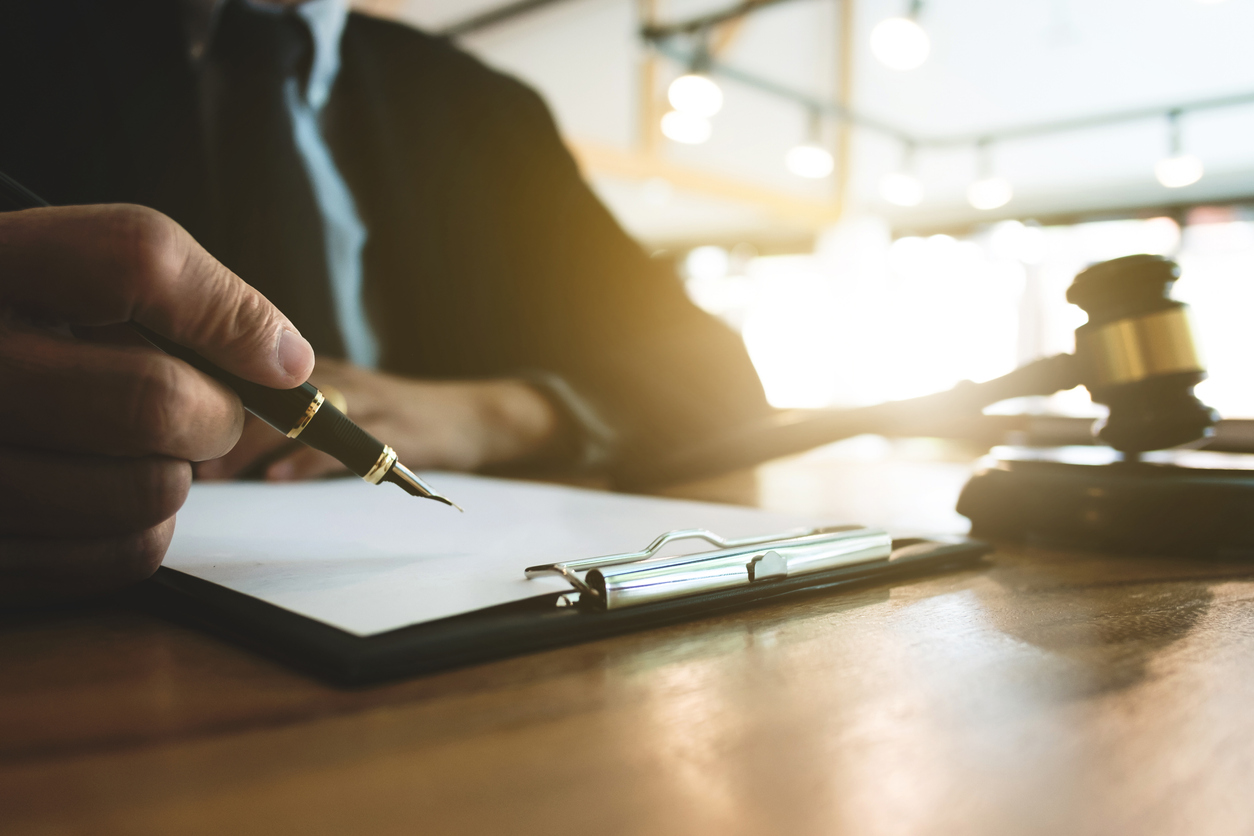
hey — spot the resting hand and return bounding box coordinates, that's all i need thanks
[0,204,314,605]
[195,357,569,482]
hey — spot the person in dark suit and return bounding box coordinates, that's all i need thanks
[0,0,770,602]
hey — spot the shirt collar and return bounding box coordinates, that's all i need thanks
[181,0,349,110]
[293,0,349,110]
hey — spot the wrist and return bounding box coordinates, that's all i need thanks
[470,379,571,468]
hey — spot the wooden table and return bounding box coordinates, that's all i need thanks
[4,439,1254,835]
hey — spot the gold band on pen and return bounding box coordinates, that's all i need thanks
[363,445,398,484]
[286,390,325,439]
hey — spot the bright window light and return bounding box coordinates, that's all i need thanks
[967,176,1013,210]
[870,17,930,70]
[667,74,724,117]
[684,246,730,281]
[660,110,712,144]
[785,144,834,178]
[880,171,924,206]
[681,215,1254,420]
[988,220,1046,264]
[1155,153,1204,188]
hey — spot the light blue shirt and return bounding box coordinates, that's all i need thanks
[247,0,378,367]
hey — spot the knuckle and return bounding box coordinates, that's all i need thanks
[106,205,182,295]
[126,458,191,529]
[123,356,185,451]
[106,521,174,586]
[225,286,272,343]
[188,264,274,351]
[212,395,247,460]
[119,354,240,459]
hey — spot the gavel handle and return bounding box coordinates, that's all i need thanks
[616,354,1082,490]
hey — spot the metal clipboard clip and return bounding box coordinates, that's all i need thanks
[525,525,893,610]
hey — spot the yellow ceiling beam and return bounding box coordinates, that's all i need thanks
[567,139,842,229]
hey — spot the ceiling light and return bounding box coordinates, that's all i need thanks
[870,15,930,71]
[880,172,923,206]
[1155,154,1204,188]
[968,177,1013,211]
[661,110,712,145]
[668,74,724,117]
[968,138,1011,210]
[881,141,923,206]
[786,144,834,178]
[1156,110,1203,188]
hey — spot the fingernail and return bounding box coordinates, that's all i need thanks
[268,461,296,481]
[276,329,313,380]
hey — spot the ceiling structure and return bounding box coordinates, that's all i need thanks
[353,0,1254,249]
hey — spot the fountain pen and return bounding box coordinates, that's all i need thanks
[134,325,461,509]
[0,169,460,510]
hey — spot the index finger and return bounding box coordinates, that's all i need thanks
[0,204,314,388]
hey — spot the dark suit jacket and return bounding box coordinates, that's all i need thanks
[0,1,771,478]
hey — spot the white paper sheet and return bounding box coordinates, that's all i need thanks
[163,474,827,636]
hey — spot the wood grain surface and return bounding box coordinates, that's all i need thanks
[3,441,1254,836]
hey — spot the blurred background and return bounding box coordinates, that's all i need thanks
[354,0,1254,420]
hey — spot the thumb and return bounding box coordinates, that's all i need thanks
[0,204,314,388]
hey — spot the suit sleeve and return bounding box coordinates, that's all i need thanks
[460,82,774,478]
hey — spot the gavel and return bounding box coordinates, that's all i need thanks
[619,253,1217,489]
[1068,254,1217,453]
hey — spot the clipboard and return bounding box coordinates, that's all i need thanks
[139,528,989,685]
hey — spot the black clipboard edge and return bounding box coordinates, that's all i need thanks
[136,537,992,686]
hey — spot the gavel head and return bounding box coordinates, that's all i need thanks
[1067,254,1218,453]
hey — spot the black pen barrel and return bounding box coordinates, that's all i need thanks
[133,324,394,481]
[296,402,394,481]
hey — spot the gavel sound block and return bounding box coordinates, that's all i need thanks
[958,254,1254,556]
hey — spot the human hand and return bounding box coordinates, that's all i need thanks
[0,204,314,605]
[196,357,568,482]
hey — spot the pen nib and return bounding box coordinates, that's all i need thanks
[384,462,464,512]
[433,495,465,513]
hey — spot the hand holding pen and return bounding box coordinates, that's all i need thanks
[0,203,314,603]
[0,200,453,606]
